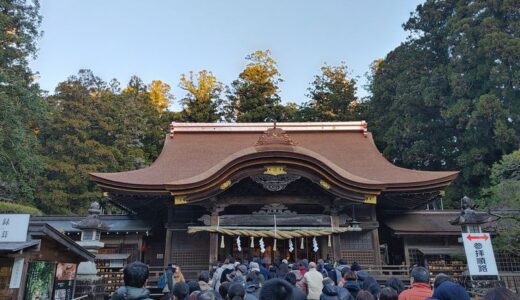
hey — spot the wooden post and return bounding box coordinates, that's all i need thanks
[164,229,172,267]
[330,207,342,262]
[164,202,175,266]
[209,203,226,264]
[209,212,219,264]
[371,206,382,265]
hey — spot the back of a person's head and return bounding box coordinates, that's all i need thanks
[197,290,222,300]
[228,283,246,300]
[259,278,294,300]
[123,261,149,288]
[173,282,190,300]
[367,283,381,298]
[385,277,405,294]
[432,280,470,300]
[351,262,362,272]
[199,271,210,283]
[218,282,231,299]
[379,287,398,300]
[188,281,201,294]
[410,266,429,284]
[433,273,452,289]
[308,262,317,269]
[340,266,351,278]
[355,290,375,300]
[322,278,334,286]
[338,259,347,265]
[284,272,297,286]
[484,287,519,300]
[344,269,357,281]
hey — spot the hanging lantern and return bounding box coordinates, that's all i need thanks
[350,204,361,231]
[273,239,277,251]
[300,237,305,249]
[250,237,254,248]
[328,235,332,247]
[237,236,242,252]
[288,239,294,253]
[220,235,225,248]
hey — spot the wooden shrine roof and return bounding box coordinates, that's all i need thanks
[90,122,458,202]
[382,210,468,235]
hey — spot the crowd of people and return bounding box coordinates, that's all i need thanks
[111,258,518,300]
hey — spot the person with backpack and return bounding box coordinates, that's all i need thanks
[159,263,175,300]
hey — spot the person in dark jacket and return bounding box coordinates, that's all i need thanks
[379,287,398,300]
[342,270,361,299]
[111,261,153,300]
[432,278,470,300]
[384,277,405,295]
[163,263,176,300]
[320,278,354,300]
[259,278,294,300]
[173,282,190,300]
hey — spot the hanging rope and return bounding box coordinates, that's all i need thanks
[188,226,356,238]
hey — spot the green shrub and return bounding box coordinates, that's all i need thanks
[0,201,43,216]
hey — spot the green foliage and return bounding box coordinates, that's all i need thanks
[179,70,224,122]
[299,63,360,121]
[477,150,520,255]
[226,50,292,122]
[366,0,520,205]
[0,200,42,215]
[0,0,44,204]
[36,70,167,214]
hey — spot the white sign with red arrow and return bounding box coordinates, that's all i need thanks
[462,233,498,276]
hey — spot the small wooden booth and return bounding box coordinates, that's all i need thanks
[0,217,94,300]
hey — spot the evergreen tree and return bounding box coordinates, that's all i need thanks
[179,70,224,122]
[37,71,166,214]
[366,0,519,204]
[0,0,44,203]
[226,50,289,122]
[300,64,360,121]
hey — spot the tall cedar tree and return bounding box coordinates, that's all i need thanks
[366,0,519,205]
[299,64,360,121]
[0,0,44,203]
[179,70,224,122]
[226,50,292,122]
[37,71,166,214]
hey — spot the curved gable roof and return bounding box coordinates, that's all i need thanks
[90,122,458,195]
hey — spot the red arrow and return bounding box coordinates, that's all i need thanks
[467,234,489,241]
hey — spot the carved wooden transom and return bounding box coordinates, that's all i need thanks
[252,203,297,215]
[250,173,301,191]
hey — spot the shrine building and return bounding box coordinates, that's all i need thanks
[89,122,460,278]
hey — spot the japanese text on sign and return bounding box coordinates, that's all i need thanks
[462,233,498,276]
[0,214,30,242]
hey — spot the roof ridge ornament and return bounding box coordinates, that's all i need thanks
[255,124,297,146]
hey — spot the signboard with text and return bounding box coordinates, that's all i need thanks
[0,214,30,242]
[462,233,498,276]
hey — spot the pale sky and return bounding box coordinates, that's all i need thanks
[31,0,423,110]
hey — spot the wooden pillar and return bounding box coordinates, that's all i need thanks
[330,207,342,262]
[164,229,172,267]
[164,202,175,266]
[371,205,382,265]
[209,212,219,264]
[208,203,226,264]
